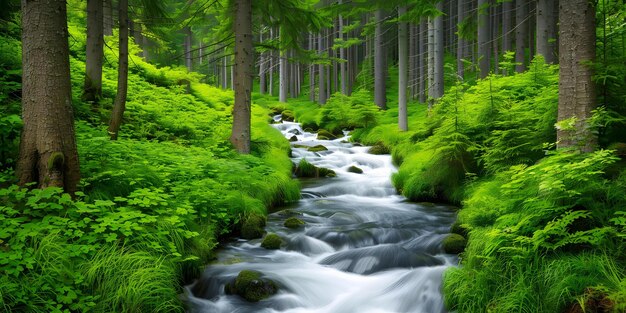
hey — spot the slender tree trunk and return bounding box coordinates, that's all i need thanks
[339,0,346,95]
[318,32,327,104]
[374,9,386,109]
[222,51,228,89]
[409,24,416,99]
[502,0,513,52]
[259,30,267,94]
[309,33,316,101]
[492,2,500,74]
[428,15,435,106]
[398,6,408,131]
[108,0,129,140]
[536,0,557,63]
[478,0,490,78]
[434,2,445,99]
[230,0,253,154]
[557,0,596,151]
[184,26,192,71]
[18,0,80,193]
[103,0,113,36]
[84,0,104,103]
[419,21,427,103]
[457,0,466,79]
[515,0,528,72]
[269,28,274,96]
[279,30,288,102]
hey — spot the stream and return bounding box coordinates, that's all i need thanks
[186,119,458,313]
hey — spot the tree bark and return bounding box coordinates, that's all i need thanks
[374,9,386,109]
[515,0,528,72]
[536,0,557,63]
[18,0,80,193]
[434,2,444,99]
[318,31,327,104]
[457,0,466,79]
[419,20,427,104]
[103,0,113,36]
[230,0,253,154]
[398,6,408,131]
[557,0,596,151]
[279,33,288,102]
[184,26,193,71]
[84,0,104,103]
[259,29,267,94]
[309,33,316,101]
[478,0,490,78]
[339,0,346,95]
[108,0,129,140]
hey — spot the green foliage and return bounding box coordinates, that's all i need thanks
[317,90,380,133]
[442,234,467,254]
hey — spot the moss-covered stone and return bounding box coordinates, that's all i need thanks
[307,145,328,152]
[443,233,467,254]
[261,233,282,249]
[317,129,338,140]
[450,222,469,237]
[281,110,295,122]
[241,213,266,239]
[226,270,278,302]
[368,142,390,155]
[347,165,363,174]
[284,217,305,229]
[294,159,336,178]
[289,135,298,142]
[317,167,336,177]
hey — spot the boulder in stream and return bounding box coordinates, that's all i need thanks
[368,142,390,155]
[225,270,278,302]
[284,217,306,229]
[347,165,363,174]
[261,233,283,249]
[294,159,336,178]
[317,129,338,140]
[281,110,295,122]
[443,234,467,254]
[307,145,328,152]
[241,213,266,240]
[289,135,298,142]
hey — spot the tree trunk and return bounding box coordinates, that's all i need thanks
[536,0,557,63]
[374,9,386,109]
[259,30,267,94]
[309,33,316,102]
[409,23,416,99]
[502,0,513,52]
[269,28,274,96]
[84,0,104,103]
[557,0,596,152]
[103,0,113,36]
[457,0,466,79]
[279,34,288,102]
[434,2,444,99]
[318,31,327,104]
[18,0,80,193]
[339,1,346,95]
[108,0,129,140]
[230,0,253,154]
[184,26,193,71]
[478,0,490,78]
[515,0,528,72]
[398,6,408,131]
[419,20,427,103]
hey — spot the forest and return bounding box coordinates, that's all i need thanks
[1,0,626,312]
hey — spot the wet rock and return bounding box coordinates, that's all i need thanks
[241,213,266,240]
[450,222,469,238]
[289,135,298,142]
[307,145,328,152]
[347,165,363,174]
[284,217,306,229]
[288,129,302,135]
[317,129,338,140]
[368,142,390,155]
[294,159,336,178]
[442,234,466,254]
[261,233,282,249]
[225,270,278,302]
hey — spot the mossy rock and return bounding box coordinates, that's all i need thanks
[289,135,298,142]
[284,217,305,229]
[261,233,282,249]
[241,213,266,240]
[269,106,285,116]
[347,166,363,174]
[368,142,390,155]
[443,234,467,254]
[450,222,469,237]
[317,129,338,140]
[317,167,336,178]
[307,145,328,152]
[294,159,336,178]
[225,270,278,302]
[281,110,295,122]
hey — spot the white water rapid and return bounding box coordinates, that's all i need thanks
[186,119,458,313]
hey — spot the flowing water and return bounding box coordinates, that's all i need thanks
[186,119,458,313]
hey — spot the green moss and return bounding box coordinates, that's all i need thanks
[367,142,390,155]
[284,217,305,229]
[450,222,469,238]
[347,166,363,174]
[317,129,338,140]
[47,152,65,172]
[294,159,335,178]
[228,270,278,302]
[443,234,466,254]
[307,145,328,152]
[281,110,295,122]
[241,213,266,239]
[261,233,282,249]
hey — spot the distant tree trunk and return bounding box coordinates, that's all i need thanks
[279,40,287,101]
[103,0,113,36]
[536,0,557,63]
[398,6,408,131]
[434,2,444,99]
[419,20,427,103]
[269,28,274,96]
[457,0,466,79]
[230,0,253,154]
[222,51,228,89]
[502,0,513,75]
[374,9,386,109]
[108,0,129,140]
[339,0,346,95]
[259,30,267,94]
[84,0,104,103]
[309,33,316,101]
[133,21,144,58]
[318,32,327,104]
[409,24,416,99]
[557,0,596,152]
[18,0,80,193]
[515,0,528,72]
[492,2,500,74]
[478,0,490,78]
[184,26,192,71]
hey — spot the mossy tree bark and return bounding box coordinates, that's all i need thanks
[230,0,253,154]
[557,0,596,152]
[108,0,129,140]
[84,0,104,103]
[18,0,80,193]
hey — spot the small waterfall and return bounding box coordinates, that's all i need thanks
[186,119,457,313]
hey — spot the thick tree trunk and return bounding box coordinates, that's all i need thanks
[230,0,253,154]
[108,0,129,140]
[557,0,596,151]
[103,0,113,36]
[18,0,80,193]
[84,0,104,103]
[502,0,513,52]
[184,26,193,71]
[398,6,408,131]
[434,2,444,99]
[478,0,490,78]
[536,0,557,63]
[309,33,316,102]
[515,0,528,72]
[374,9,386,109]
[318,32,327,104]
